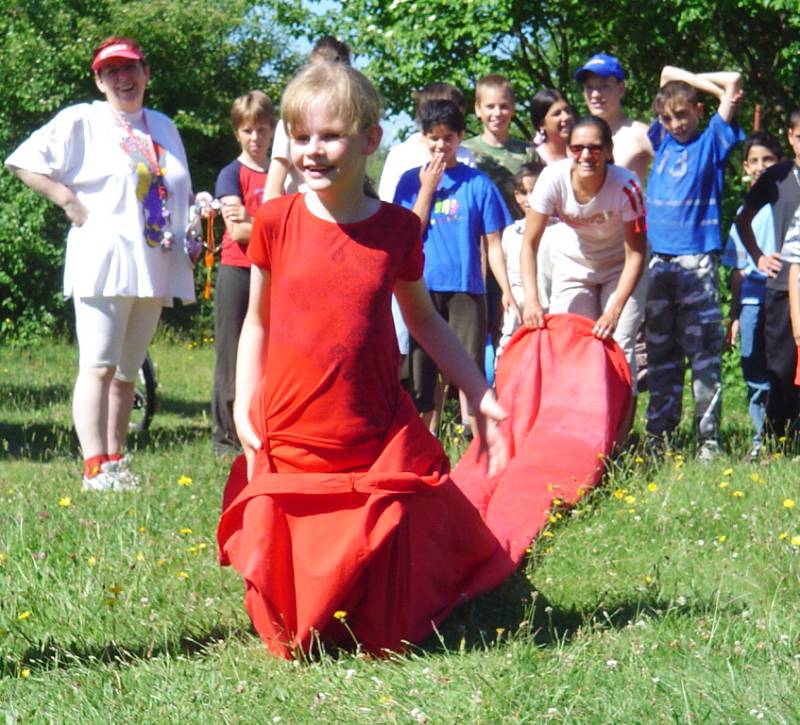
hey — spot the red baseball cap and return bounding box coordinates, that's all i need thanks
[91,39,145,73]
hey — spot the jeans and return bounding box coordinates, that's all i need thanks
[738,303,769,446]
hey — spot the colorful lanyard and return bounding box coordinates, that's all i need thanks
[111,106,161,177]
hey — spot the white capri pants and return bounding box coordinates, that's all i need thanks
[549,257,646,386]
[73,296,163,382]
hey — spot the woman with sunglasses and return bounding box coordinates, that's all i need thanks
[519,116,646,383]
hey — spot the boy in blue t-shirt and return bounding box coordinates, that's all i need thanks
[394,99,516,433]
[645,66,744,460]
[722,132,783,459]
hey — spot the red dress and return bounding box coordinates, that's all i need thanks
[217,195,632,658]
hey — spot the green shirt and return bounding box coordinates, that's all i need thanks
[462,135,533,217]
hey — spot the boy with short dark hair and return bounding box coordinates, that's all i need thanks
[645,66,744,460]
[723,132,783,458]
[735,109,800,439]
[394,100,517,431]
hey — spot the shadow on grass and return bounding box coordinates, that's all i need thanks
[0,382,72,410]
[2,623,254,678]
[424,566,747,655]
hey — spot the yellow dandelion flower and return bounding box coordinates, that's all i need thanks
[20,668,30,679]
[718,535,727,543]
[333,610,347,620]
[547,514,557,523]
[58,496,72,508]
[628,508,636,514]
[779,532,788,541]
[525,547,532,554]
[136,552,145,561]
[542,530,554,538]
[750,473,761,482]
[778,435,787,443]
[552,498,562,506]
[792,536,800,547]
[719,481,729,489]
[179,528,193,536]
[784,499,795,509]
[722,468,733,476]
[177,571,189,580]
[17,611,32,621]
[733,490,744,498]
[87,556,97,567]
[544,546,553,554]
[647,482,658,492]
[624,495,636,505]
[634,456,644,465]
[0,552,6,565]
[177,475,192,487]
[197,542,207,551]
[613,489,625,499]
[644,575,653,584]
[157,558,166,566]
[138,526,146,534]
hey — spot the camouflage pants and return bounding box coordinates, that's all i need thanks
[645,253,723,441]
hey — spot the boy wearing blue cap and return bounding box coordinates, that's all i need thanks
[574,53,653,185]
[644,66,744,460]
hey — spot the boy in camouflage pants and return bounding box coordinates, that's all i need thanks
[644,66,743,459]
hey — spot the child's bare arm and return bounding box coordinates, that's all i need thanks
[395,277,509,475]
[485,230,520,321]
[659,66,743,122]
[219,195,253,243]
[735,205,782,276]
[263,158,289,201]
[789,264,800,346]
[234,266,271,478]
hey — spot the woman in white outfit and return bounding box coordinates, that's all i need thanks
[520,115,646,384]
[5,36,200,490]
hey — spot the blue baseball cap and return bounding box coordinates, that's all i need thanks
[574,54,626,82]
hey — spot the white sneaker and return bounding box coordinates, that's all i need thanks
[697,440,719,463]
[82,458,141,492]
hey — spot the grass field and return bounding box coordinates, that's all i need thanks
[1,338,799,723]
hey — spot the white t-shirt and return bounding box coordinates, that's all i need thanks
[378,132,475,202]
[270,119,307,194]
[529,158,644,267]
[5,101,195,302]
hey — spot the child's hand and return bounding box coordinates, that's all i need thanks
[522,298,545,329]
[475,389,509,477]
[222,201,247,224]
[234,406,262,481]
[63,196,88,226]
[727,318,740,346]
[757,253,782,278]
[419,153,446,192]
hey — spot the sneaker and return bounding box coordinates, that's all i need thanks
[82,459,140,492]
[748,443,762,461]
[697,440,719,463]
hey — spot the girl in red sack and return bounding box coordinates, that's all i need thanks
[217,62,510,658]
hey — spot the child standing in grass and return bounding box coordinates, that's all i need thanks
[211,91,275,457]
[722,132,783,459]
[644,66,743,460]
[218,63,509,658]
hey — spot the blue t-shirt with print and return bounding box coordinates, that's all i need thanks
[722,204,775,306]
[394,162,511,293]
[647,113,744,255]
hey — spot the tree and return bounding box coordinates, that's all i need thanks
[0,0,299,341]
[281,0,800,140]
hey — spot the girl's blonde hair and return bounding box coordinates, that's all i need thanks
[280,63,382,136]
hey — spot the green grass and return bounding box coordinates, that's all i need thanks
[1,339,799,723]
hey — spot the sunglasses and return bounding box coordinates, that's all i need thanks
[569,144,605,156]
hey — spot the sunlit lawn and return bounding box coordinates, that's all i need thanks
[1,338,798,723]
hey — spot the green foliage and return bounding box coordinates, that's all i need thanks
[0,0,300,342]
[291,0,800,139]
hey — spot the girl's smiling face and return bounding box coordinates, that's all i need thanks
[543,99,574,141]
[289,101,380,195]
[568,124,611,179]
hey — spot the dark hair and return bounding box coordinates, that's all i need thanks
[476,73,515,104]
[530,88,567,130]
[789,109,800,131]
[569,115,613,150]
[413,83,467,121]
[420,99,465,134]
[652,81,699,116]
[309,36,351,65]
[513,161,545,189]
[744,131,783,160]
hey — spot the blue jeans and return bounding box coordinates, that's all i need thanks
[739,303,770,446]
